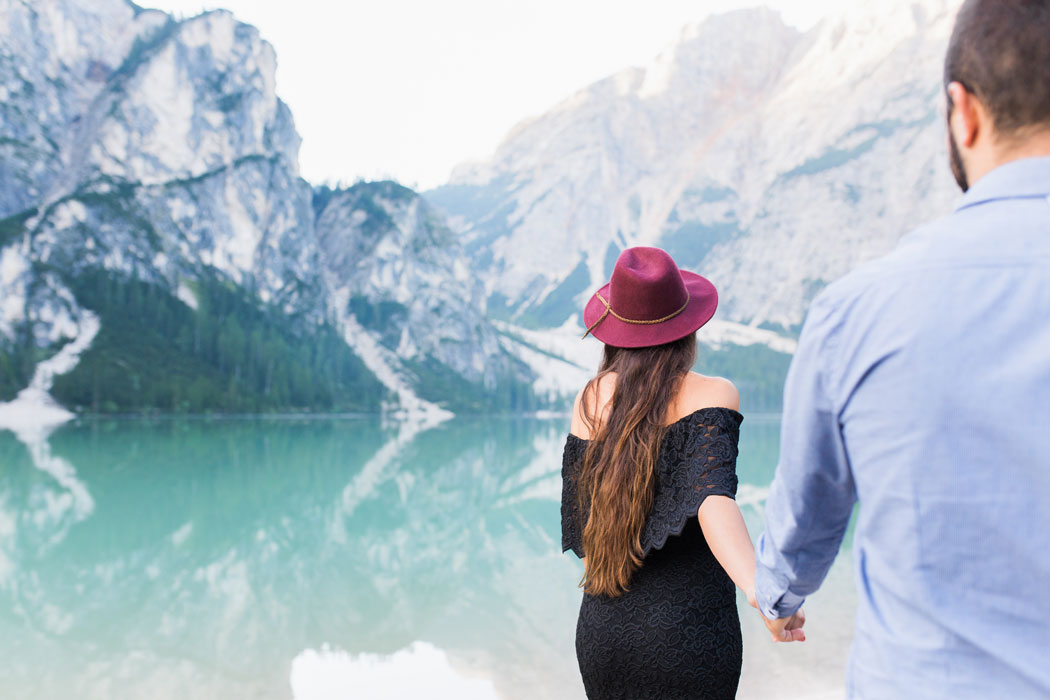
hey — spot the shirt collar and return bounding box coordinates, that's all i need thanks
[955,156,1050,212]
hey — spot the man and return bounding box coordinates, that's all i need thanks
[753,1,1050,698]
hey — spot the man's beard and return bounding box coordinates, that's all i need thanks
[948,127,970,193]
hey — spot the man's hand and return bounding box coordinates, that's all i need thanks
[760,608,806,643]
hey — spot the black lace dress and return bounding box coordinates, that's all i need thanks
[561,407,744,700]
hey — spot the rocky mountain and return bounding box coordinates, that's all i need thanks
[0,0,534,419]
[0,0,972,420]
[428,0,964,339]
[315,181,526,414]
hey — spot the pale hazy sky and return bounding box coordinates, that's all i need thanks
[150,1,843,190]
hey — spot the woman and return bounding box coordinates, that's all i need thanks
[561,247,799,699]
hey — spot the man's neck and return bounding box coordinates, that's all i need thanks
[1001,129,1050,162]
[970,129,1050,186]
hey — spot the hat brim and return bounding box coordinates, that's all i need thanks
[583,271,718,348]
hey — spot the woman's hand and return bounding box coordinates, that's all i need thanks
[760,608,807,643]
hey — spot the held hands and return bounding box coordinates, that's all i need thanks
[746,590,807,643]
[762,608,806,643]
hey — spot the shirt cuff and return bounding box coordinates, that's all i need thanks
[755,563,806,619]
[761,590,805,620]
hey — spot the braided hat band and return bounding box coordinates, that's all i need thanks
[581,291,691,339]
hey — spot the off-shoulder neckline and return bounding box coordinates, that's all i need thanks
[566,406,743,442]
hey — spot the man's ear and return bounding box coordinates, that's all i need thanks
[947,81,981,149]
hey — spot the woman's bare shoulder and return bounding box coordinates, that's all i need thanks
[570,373,617,439]
[677,372,740,413]
[570,388,588,438]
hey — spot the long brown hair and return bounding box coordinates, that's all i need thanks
[576,333,697,597]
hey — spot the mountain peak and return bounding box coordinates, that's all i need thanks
[1,0,542,417]
[637,6,798,99]
[431,0,962,335]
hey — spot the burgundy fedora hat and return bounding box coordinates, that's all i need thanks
[582,247,718,348]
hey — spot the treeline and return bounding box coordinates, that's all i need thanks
[51,269,387,413]
[696,343,792,413]
[405,355,545,414]
[0,336,36,402]
[4,268,790,415]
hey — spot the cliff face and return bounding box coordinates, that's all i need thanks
[0,0,532,415]
[317,182,506,383]
[428,0,963,336]
[1,0,972,414]
[316,181,529,415]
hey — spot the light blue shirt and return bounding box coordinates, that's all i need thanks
[755,157,1050,699]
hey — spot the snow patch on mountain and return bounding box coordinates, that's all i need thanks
[0,311,99,440]
[176,281,199,310]
[337,313,452,423]
[493,319,598,398]
[494,316,798,398]
[701,321,798,355]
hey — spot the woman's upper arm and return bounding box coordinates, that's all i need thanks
[570,389,586,438]
[697,493,737,522]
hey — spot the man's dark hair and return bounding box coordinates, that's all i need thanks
[945,0,1050,138]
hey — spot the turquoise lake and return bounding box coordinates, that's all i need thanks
[0,414,857,699]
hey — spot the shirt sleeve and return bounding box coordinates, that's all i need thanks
[755,292,857,620]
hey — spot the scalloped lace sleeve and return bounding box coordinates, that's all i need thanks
[640,409,741,555]
[561,434,587,558]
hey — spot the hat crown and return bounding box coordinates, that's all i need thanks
[609,247,689,321]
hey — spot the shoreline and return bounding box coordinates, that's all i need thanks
[1,408,786,424]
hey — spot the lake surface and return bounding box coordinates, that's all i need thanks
[0,414,856,699]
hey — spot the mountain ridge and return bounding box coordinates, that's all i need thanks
[428,0,963,337]
[0,0,538,419]
[2,0,967,420]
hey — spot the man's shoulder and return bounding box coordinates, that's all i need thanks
[811,215,954,319]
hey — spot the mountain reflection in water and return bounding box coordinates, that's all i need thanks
[0,414,854,700]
